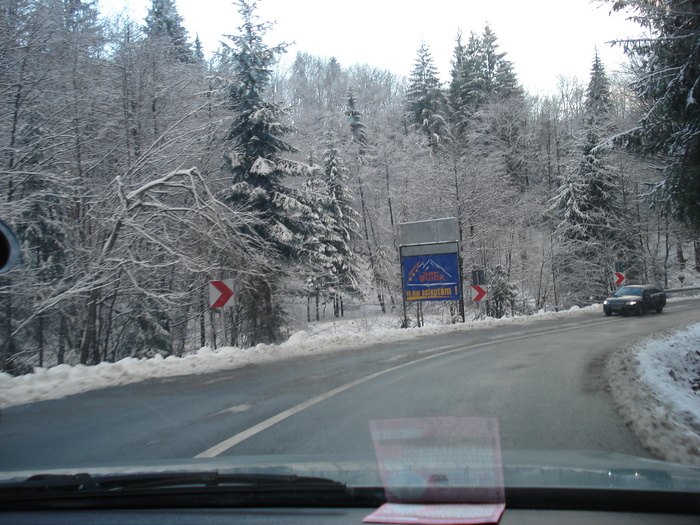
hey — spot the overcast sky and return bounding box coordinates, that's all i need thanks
[99,0,642,95]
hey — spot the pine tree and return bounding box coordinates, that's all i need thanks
[406,40,447,151]
[608,0,700,229]
[448,30,480,134]
[469,25,522,106]
[488,264,516,318]
[220,0,319,345]
[321,133,361,300]
[193,33,204,60]
[549,54,628,303]
[581,53,622,230]
[144,0,193,62]
[346,89,368,159]
[300,133,361,317]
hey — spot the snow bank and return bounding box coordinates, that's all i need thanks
[607,323,700,466]
[0,305,599,409]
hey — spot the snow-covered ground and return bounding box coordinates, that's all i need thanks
[1,302,699,466]
[607,321,700,466]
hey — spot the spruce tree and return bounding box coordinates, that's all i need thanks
[300,133,361,317]
[321,133,360,300]
[466,25,522,108]
[144,0,193,62]
[346,89,368,159]
[609,0,700,229]
[448,30,480,134]
[488,264,516,318]
[549,54,628,303]
[406,40,447,151]
[193,34,204,60]
[221,0,319,345]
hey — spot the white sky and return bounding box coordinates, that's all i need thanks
[99,0,642,95]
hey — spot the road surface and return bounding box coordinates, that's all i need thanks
[1,297,699,471]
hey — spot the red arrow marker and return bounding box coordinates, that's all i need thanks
[614,272,625,285]
[210,280,234,308]
[471,285,487,301]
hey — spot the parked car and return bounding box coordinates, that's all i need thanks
[603,285,666,316]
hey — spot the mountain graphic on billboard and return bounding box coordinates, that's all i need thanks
[407,259,458,287]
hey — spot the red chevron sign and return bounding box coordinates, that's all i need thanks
[209,280,234,308]
[471,285,487,302]
[614,272,625,285]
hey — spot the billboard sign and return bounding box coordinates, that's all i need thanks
[399,217,458,246]
[402,252,461,302]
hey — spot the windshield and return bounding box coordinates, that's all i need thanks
[614,286,643,297]
[1,0,700,511]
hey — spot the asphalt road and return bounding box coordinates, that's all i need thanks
[1,297,699,472]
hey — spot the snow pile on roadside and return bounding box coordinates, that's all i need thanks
[607,323,700,466]
[0,305,598,409]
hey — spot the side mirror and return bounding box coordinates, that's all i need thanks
[0,219,20,274]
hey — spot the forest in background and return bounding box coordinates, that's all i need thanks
[1,0,699,374]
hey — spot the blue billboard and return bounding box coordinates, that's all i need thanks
[401,253,461,302]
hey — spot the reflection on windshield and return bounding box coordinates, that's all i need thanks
[614,287,642,297]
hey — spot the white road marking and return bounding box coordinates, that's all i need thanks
[194,317,620,458]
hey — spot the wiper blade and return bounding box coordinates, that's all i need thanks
[0,471,388,510]
[0,471,347,495]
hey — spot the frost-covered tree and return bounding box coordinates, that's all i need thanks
[220,0,320,345]
[488,264,516,318]
[193,33,204,60]
[346,89,368,159]
[448,30,481,134]
[301,133,361,317]
[320,133,361,300]
[406,41,447,151]
[608,0,700,229]
[144,0,193,62]
[549,54,629,304]
[448,25,528,186]
[474,25,521,100]
[450,24,521,115]
[345,90,393,312]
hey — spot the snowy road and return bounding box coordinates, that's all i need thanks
[1,297,700,471]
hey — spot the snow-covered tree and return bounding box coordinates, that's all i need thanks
[477,25,521,100]
[406,41,447,151]
[448,30,481,135]
[144,0,193,62]
[320,133,361,299]
[450,24,522,117]
[549,54,630,304]
[608,0,700,229]
[220,0,321,345]
[488,264,516,318]
[300,132,361,317]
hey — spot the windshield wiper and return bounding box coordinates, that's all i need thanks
[0,471,348,493]
[0,471,385,510]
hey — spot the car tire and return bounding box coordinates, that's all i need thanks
[656,304,664,314]
[638,304,646,316]
[604,308,612,316]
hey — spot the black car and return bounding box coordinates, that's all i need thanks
[603,285,666,316]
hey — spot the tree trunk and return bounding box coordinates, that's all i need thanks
[57,314,67,365]
[356,167,386,313]
[315,289,320,322]
[79,288,100,365]
[1,279,17,374]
